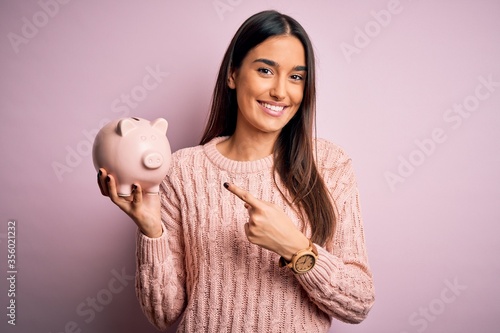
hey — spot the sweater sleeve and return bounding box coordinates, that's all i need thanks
[295,140,375,323]
[135,175,187,331]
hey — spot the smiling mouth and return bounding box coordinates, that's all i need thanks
[258,101,286,112]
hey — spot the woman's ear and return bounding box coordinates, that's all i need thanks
[227,69,237,89]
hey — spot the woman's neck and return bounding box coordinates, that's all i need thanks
[216,131,278,161]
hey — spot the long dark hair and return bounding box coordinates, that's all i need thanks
[200,10,336,246]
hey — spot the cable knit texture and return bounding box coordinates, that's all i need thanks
[135,136,375,332]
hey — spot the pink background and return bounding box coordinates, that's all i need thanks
[1,1,499,332]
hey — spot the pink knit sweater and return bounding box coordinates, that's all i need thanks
[135,136,375,332]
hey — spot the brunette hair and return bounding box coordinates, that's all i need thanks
[200,10,336,245]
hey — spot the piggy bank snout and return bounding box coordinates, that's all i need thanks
[143,151,164,169]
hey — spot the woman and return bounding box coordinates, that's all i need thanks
[98,10,375,332]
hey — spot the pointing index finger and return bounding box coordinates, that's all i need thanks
[224,182,259,207]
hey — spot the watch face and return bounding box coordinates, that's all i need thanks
[295,254,316,273]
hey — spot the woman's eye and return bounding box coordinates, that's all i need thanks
[290,74,303,81]
[258,68,272,75]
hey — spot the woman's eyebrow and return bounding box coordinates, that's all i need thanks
[253,58,277,67]
[253,58,307,72]
[293,65,307,72]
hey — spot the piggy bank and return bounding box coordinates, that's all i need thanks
[92,117,172,196]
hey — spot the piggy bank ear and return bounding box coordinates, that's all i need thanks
[152,118,168,135]
[117,118,137,136]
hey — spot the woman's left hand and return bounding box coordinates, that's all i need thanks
[224,182,309,260]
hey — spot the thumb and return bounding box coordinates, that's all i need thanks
[132,184,143,205]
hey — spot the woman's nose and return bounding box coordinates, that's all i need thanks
[270,78,286,100]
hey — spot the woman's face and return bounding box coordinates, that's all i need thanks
[228,35,306,138]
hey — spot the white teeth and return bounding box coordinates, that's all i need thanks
[261,102,284,112]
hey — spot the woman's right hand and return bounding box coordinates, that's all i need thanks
[97,168,163,238]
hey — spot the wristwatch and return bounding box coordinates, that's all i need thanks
[279,239,319,274]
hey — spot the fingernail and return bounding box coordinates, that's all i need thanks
[106,176,110,183]
[223,182,229,189]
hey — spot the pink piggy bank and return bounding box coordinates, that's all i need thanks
[92,117,171,196]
